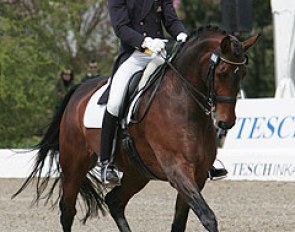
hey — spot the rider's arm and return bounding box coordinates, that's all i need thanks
[108,0,145,50]
[161,0,187,40]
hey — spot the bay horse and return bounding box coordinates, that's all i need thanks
[14,26,259,232]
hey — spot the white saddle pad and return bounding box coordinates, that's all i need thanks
[84,80,144,128]
[83,81,110,128]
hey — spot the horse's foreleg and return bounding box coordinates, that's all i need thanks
[172,172,217,232]
[105,176,149,232]
[159,160,218,232]
[171,193,190,232]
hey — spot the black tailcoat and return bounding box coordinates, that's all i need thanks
[108,0,186,73]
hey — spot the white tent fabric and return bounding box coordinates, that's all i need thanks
[271,0,295,98]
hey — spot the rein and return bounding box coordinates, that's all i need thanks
[165,61,211,114]
[129,41,247,123]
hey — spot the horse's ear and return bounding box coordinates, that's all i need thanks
[242,34,261,52]
[220,35,231,54]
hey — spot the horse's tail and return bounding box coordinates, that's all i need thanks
[12,84,81,200]
[13,81,108,222]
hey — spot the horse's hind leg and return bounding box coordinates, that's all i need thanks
[171,193,190,232]
[59,144,91,232]
[59,183,78,232]
[105,176,149,232]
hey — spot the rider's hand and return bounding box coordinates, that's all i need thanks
[176,32,188,42]
[142,37,167,54]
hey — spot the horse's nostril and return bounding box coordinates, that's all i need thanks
[218,121,228,130]
[218,121,235,129]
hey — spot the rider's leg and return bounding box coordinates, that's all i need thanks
[100,110,120,184]
[208,166,228,180]
[100,51,151,185]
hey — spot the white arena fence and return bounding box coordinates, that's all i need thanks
[0,149,58,178]
[1,98,294,181]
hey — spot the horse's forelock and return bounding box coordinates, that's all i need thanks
[231,37,243,58]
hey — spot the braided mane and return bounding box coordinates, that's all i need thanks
[188,25,228,41]
[172,25,228,73]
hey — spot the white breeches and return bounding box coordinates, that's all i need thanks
[107,50,165,116]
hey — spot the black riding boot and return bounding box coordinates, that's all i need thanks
[100,110,121,186]
[208,166,228,180]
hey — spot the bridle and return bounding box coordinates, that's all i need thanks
[165,47,248,116]
[208,52,247,105]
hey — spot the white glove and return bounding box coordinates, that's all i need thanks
[176,32,188,42]
[142,37,167,54]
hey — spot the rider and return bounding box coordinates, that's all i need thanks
[100,0,227,185]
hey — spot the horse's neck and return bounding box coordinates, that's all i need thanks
[151,75,215,143]
[157,70,211,123]
[163,38,221,127]
[174,38,217,83]
[171,44,214,109]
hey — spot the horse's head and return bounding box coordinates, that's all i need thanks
[211,33,259,129]
[171,26,259,130]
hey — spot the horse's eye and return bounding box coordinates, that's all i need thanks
[217,73,227,81]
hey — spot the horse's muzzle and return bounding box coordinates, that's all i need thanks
[217,120,235,130]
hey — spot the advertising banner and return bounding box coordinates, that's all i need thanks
[224,98,295,149]
[219,98,295,181]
